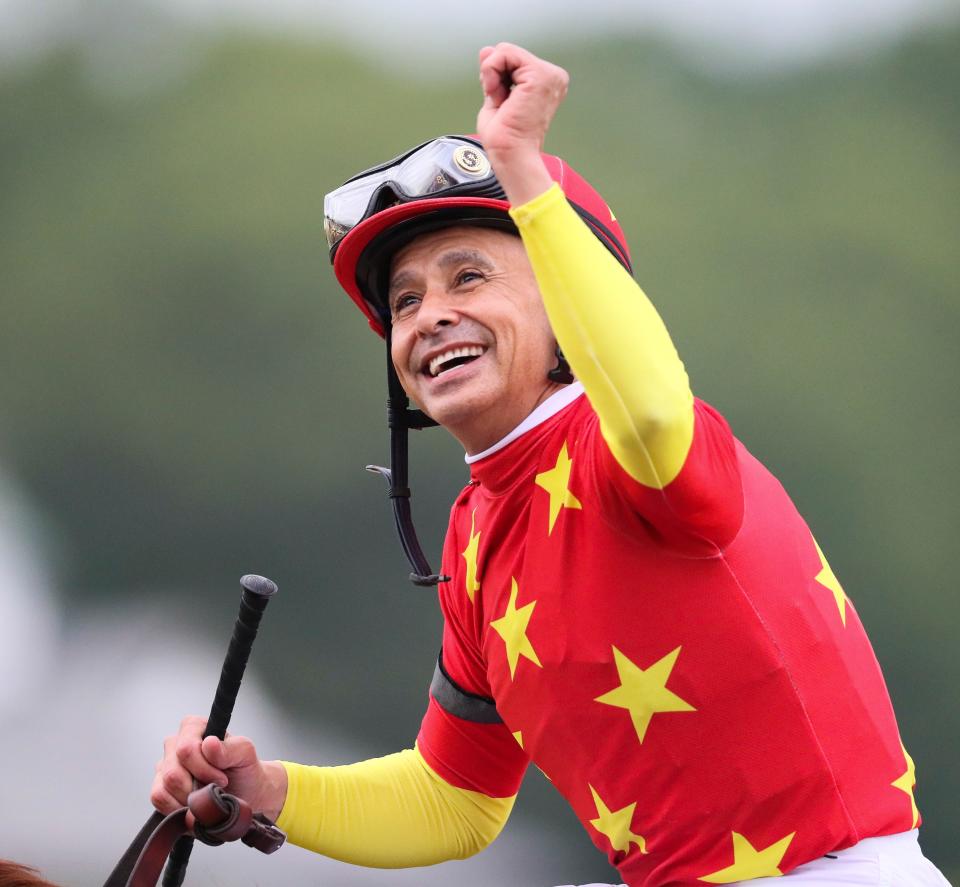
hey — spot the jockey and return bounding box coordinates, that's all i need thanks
[153,44,950,887]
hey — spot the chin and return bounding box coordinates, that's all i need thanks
[421,396,484,429]
[419,386,503,439]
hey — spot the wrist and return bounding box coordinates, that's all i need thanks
[486,147,553,207]
[259,760,289,822]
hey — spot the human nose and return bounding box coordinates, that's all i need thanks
[414,285,459,336]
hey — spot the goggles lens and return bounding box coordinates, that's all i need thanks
[323,137,497,250]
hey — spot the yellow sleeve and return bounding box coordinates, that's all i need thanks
[275,745,516,868]
[509,184,694,489]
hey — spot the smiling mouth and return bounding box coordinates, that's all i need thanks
[425,346,486,378]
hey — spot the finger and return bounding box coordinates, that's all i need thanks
[479,44,523,102]
[490,41,535,64]
[202,734,258,773]
[491,43,566,90]
[174,731,228,787]
[486,41,537,80]
[152,764,192,810]
[478,43,510,93]
[150,782,184,814]
[481,43,559,110]
[480,57,509,107]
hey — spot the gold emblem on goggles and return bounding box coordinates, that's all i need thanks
[452,145,491,177]
[324,216,349,248]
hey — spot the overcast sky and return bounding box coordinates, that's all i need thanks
[1,0,956,72]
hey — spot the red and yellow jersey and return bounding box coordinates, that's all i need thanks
[420,390,917,886]
[416,186,918,885]
[278,184,918,886]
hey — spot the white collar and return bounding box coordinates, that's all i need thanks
[464,382,585,465]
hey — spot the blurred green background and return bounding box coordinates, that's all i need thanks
[0,6,957,884]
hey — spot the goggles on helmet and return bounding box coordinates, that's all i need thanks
[324,136,506,254]
[327,135,632,338]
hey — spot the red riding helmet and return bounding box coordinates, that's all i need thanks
[324,135,632,336]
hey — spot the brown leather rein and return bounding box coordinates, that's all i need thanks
[104,785,285,887]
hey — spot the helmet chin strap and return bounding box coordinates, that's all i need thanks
[548,344,574,385]
[365,328,449,587]
[367,332,571,588]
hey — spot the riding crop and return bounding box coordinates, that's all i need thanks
[103,574,282,887]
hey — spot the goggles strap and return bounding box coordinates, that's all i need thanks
[369,329,448,587]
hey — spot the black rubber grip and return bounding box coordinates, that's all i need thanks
[161,574,278,887]
[204,575,277,740]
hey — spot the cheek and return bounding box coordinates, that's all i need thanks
[496,300,554,371]
[526,308,557,361]
[534,335,557,372]
[510,327,555,376]
[390,336,414,379]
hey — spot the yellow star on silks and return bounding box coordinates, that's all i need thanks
[595,646,695,743]
[699,831,795,883]
[490,578,542,679]
[512,730,523,749]
[813,536,847,626]
[588,784,647,855]
[891,741,920,828]
[461,508,481,603]
[535,441,582,535]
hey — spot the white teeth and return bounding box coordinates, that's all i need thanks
[428,346,485,377]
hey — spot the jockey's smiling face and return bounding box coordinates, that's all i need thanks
[388,226,563,456]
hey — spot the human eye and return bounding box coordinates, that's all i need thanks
[391,293,420,319]
[455,268,484,287]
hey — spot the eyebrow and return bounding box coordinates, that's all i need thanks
[388,248,496,305]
